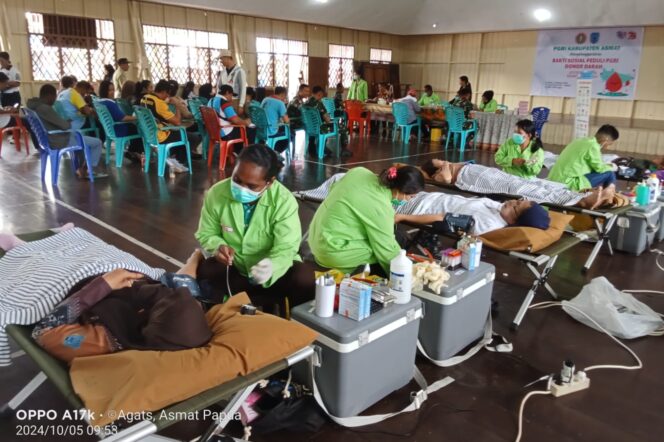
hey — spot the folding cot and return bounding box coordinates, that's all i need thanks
[424,179,633,272]
[0,232,316,442]
[293,190,585,330]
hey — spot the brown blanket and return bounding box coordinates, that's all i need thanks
[70,293,317,425]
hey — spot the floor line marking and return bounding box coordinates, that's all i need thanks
[333,150,446,167]
[6,173,185,268]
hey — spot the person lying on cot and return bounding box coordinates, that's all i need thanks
[195,144,316,312]
[420,159,619,209]
[547,124,620,192]
[308,166,428,276]
[0,233,213,363]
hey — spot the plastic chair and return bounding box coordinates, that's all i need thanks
[301,106,339,159]
[321,97,346,131]
[23,108,94,185]
[200,106,247,171]
[133,106,192,177]
[0,111,30,157]
[52,100,101,138]
[187,99,210,161]
[92,100,143,168]
[116,98,134,116]
[391,102,421,144]
[344,100,371,136]
[531,107,550,138]
[444,106,477,153]
[497,104,508,112]
[250,105,292,159]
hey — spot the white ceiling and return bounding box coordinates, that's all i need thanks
[153,0,664,35]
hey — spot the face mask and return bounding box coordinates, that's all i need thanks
[231,179,266,204]
[353,75,359,80]
[512,133,526,145]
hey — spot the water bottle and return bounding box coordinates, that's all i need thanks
[646,174,661,203]
[635,182,649,206]
[389,250,413,304]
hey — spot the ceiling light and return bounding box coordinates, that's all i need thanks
[315,0,328,3]
[432,23,438,28]
[533,8,552,22]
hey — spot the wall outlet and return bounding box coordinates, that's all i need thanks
[550,372,590,397]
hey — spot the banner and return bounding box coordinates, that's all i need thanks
[531,27,643,100]
[575,72,593,138]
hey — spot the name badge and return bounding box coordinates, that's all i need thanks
[221,225,234,233]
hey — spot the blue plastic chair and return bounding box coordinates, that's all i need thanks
[133,106,192,177]
[444,106,477,152]
[321,97,346,131]
[531,107,550,138]
[301,107,339,159]
[392,102,421,144]
[250,105,292,159]
[187,100,210,161]
[23,108,94,185]
[92,99,143,168]
[52,100,101,139]
[116,98,134,116]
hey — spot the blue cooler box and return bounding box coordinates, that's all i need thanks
[413,262,495,362]
[291,297,422,417]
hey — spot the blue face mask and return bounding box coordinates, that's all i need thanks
[512,133,526,145]
[231,180,265,204]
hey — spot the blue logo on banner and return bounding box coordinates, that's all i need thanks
[590,32,600,44]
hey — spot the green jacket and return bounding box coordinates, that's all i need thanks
[494,138,544,179]
[195,179,302,287]
[479,99,497,113]
[418,93,441,107]
[347,79,368,102]
[308,168,401,274]
[548,137,613,191]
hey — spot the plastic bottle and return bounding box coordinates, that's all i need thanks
[389,250,413,304]
[646,174,661,203]
[635,182,650,206]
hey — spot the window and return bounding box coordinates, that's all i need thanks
[256,37,308,100]
[26,12,115,82]
[328,44,354,88]
[143,25,228,84]
[370,48,392,64]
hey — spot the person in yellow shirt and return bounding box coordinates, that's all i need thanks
[140,79,201,173]
[494,119,544,179]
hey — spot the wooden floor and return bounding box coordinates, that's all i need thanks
[0,133,663,442]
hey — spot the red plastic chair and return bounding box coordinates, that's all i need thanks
[200,106,248,171]
[344,100,371,136]
[0,112,31,157]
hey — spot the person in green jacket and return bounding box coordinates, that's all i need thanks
[418,84,441,107]
[308,166,426,275]
[195,144,315,311]
[479,90,498,113]
[548,125,620,191]
[347,71,368,102]
[494,119,544,179]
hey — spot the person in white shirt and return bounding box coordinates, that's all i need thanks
[112,58,130,99]
[0,52,21,108]
[215,49,248,114]
[396,87,421,124]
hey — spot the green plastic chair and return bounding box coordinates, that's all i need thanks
[116,98,134,116]
[92,99,143,168]
[392,102,421,144]
[301,106,339,159]
[52,100,101,139]
[250,106,292,159]
[133,106,192,177]
[187,99,210,161]
[445,106,477,153]
[321,97,345,132]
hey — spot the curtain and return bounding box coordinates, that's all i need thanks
[0,2,12,51]
[129,0,150,80]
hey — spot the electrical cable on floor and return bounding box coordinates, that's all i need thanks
[515,300,645,441]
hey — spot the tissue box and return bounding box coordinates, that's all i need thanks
[458,237,482,271]
[338,279,372,321]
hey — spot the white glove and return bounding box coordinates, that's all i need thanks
[610,163,619,172]
[250,258,273,285]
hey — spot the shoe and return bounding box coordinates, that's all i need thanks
[170,158,189,173]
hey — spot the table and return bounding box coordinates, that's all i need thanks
[471,111,523,150]
[363,103,446,124]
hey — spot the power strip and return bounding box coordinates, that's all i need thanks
[550,371,590,397]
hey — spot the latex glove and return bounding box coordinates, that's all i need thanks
[610,163,619,172]
[250,258,273,285]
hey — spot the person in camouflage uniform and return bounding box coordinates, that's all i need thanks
[304,86,351,157]
[287,83,311,131]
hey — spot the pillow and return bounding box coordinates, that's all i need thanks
[479,211,574,252]
[70,293,318,426]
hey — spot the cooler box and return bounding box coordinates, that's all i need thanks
[413,262,495,361]
[609,203,661,255]
[291,297,422,417]
[657,195,664,242]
